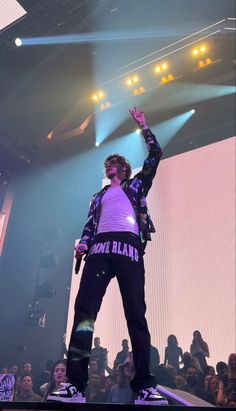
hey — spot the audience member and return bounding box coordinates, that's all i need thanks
[22,362,32,376]
[107,363,134,403]
[185,366,205,399]
[85,372,105,402]
[206,375,226,406]
[33,359,54,396]
[164,335,183,371]
[226,353,236,407]
[150,344,160,375]
[8,364,18,374]
[15,374,22,398]
[178,352,203,376]
[204,365,215,376]
[175,375,187,391]
[90,337,108,376]
[40,359,67,401]
[103,375,115,401]
[114,339,132,368]
[216,361,228,389]
[156,365,176,389]
[190,330,209,372]
[16,374,42,402]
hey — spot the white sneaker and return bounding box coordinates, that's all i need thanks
[135,387,168,405]
[47,382,86,403]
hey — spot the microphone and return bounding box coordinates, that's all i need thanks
[75,256,82,274]
[74,243,88,274]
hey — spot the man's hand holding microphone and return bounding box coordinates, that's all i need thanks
[74,243,88,274]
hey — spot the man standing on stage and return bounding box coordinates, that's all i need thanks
[48,107,167,405]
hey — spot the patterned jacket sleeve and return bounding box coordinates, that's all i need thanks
[79,194,96,248]
[135,128,162,196]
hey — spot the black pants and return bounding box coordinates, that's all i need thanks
[67,232,155,393]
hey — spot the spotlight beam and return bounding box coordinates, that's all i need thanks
[151,110,196,148]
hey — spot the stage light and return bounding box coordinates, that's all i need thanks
[100,101,110,110]
[15,37,22,47]
[126,76,140,86]
[205,57,212,65]
[135,128,141,134]
[190,109,196,114]
[198,60,205,68]
[92,91,105,102]
[95,142,100,147]
[154,62,169,74]
[161,74,174,84]
[133,86,145,96]
[192,44,208,57]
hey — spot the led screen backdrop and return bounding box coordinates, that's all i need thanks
[66,137,235,368]
[0,0,26,31]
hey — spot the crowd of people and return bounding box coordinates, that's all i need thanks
[1,331,235,407]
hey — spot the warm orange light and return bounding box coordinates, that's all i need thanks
[126,79,132,85]
[193,49,199,56]
[133,89,139,95]
[161,76,167,84]
[139,86,145,93]
[167,74,174,81]
[155,66,161,73]
[200,46,206,53]
[98,91,104,98]
[162,63,168,70]
[205,57,212,65]
[92,94,98,101]
[198,60,205,68]
[133,76,139,83]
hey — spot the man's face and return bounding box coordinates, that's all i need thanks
[90,373,100,388]
[23,363,32,373]
[122,339,128,350]
[209,377,219,393]
[186,367,197,377]
[10,365,18,374]
[89,360,98,372]
[21,376,33,392]
[104,158,124,180]
[104,377,114,391]
[94,337,100,348]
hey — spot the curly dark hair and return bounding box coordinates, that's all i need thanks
[104,154,132,179]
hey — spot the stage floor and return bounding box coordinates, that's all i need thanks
[0,401,222,411]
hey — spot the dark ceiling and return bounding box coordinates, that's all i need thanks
[0,0,235,181]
